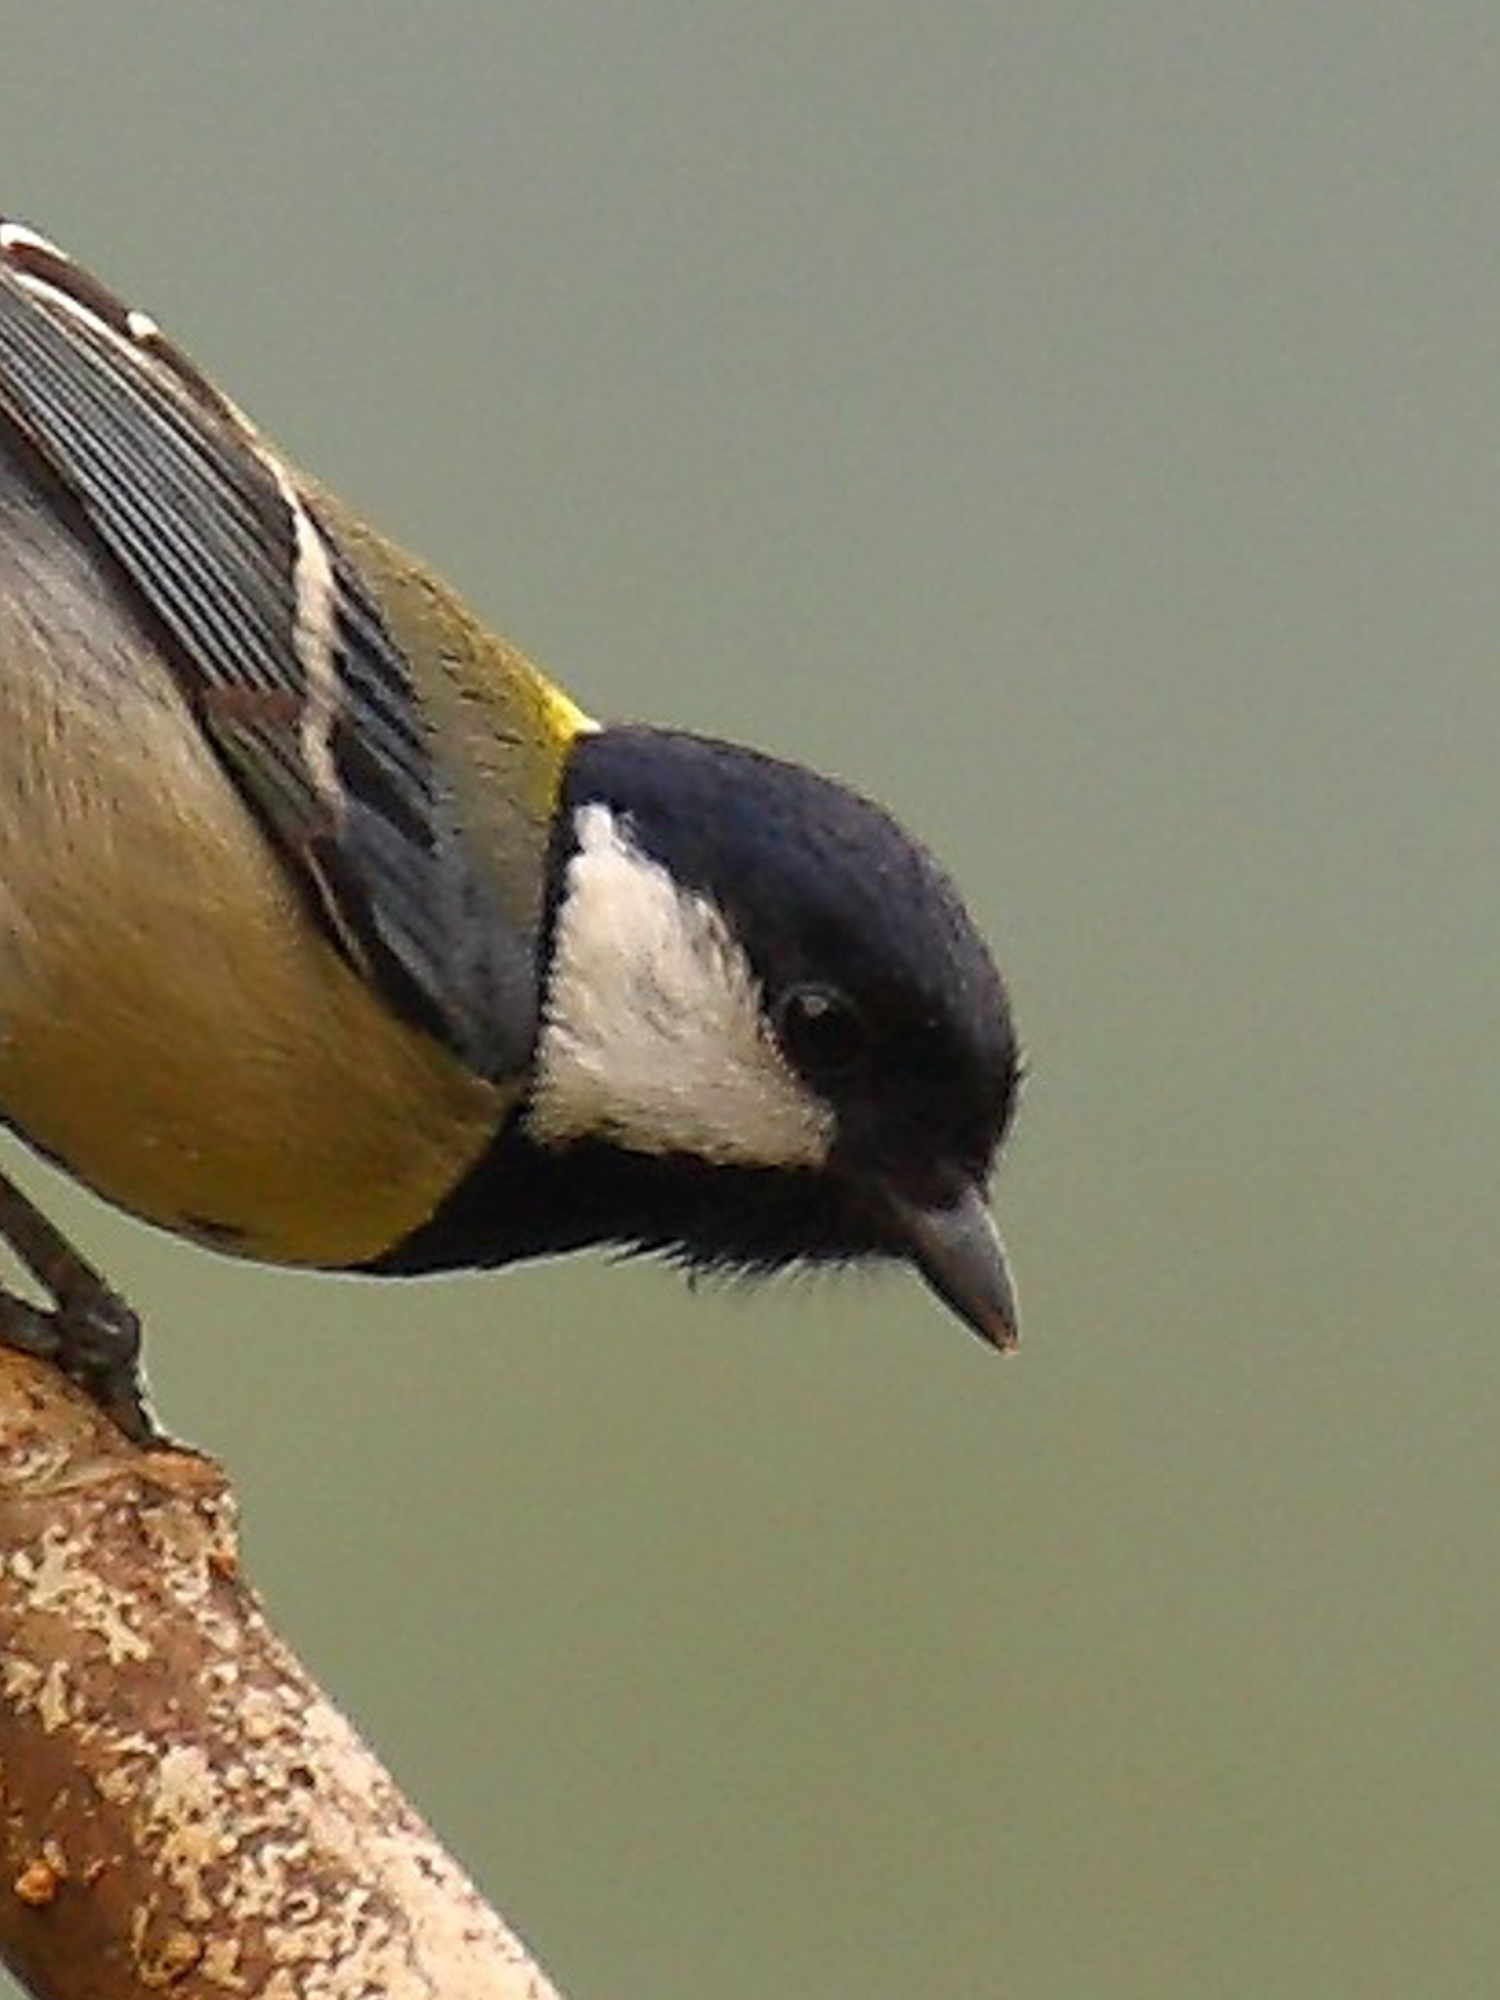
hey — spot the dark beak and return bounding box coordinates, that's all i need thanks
[886,1182,1019,1352]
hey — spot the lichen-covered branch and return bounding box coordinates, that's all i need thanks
[0,1351,567,2000]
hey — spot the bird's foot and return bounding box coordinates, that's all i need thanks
[0,1171,163,1446]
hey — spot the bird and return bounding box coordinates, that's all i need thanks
[0,215,1023,1443]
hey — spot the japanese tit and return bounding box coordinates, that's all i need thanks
[0,216,1022,1440]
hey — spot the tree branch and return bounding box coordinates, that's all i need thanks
[0,1349,567,2000]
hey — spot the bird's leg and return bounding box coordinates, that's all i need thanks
[0,1169,161,1445]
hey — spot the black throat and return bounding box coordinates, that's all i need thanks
[365,1118,890,1280]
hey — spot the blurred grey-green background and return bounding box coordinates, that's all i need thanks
[2,3,1498,1995]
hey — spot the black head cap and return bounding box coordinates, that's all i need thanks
[568,727,1017,1169]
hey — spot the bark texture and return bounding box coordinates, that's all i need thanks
[0,1351,566,2000]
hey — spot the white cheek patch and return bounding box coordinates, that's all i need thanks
[528,804,834,1169]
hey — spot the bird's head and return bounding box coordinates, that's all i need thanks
[514,725,1022,1346]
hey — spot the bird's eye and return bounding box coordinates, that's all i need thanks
[776,983,869,1080]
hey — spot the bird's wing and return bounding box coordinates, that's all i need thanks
[0,219,533,1082]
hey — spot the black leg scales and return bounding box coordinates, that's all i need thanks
[0,1170,161,1445]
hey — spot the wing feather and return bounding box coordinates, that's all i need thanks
[0,222,531,1080]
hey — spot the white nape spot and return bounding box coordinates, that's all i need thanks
[529,804,835,1169]
[126,307,160,342]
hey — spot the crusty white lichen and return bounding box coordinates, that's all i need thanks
[7,1524,152,1664]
